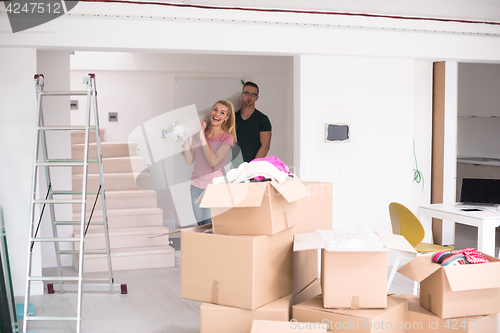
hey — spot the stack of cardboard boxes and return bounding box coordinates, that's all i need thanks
[179,175,500,332]
[180,176,335,332]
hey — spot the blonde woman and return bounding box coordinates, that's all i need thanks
[184,100,237,225]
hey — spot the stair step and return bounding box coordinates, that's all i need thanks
[72,156,147,175]
[72,172,151,191]
[71,129,105,145]
[72,190,158,212]
[74,245,176,272]
[71,141,137,159]
[86,226,170,237]
[73,207,164,230]
[76,226,170,250]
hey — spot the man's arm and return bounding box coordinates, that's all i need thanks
[254,131,271,159]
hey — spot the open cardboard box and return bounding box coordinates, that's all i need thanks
[391,294,497,333]
[294,230,416,309]
[292,295,407,332]
[251,319,327,333]
[180,224,293,310]
[198,175,309,235]
[200,294,291,333]
[293,181,333,235]
[398,252,500,318]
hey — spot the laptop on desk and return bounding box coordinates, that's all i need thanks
[456,178,500,209]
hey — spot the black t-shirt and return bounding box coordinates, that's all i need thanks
[234,109,272,163]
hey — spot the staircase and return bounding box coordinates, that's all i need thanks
[71,129,175,272]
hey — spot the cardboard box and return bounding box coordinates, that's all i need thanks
[200,294,291,333]
[392,294,497,333]
[199,176,309,235]
[294,231,416,309]
[251,319,327,333]
[293,248,319,296]
[180,225,293,310]
[293,278,322,307]
[294,181,333,235]
[292,295,407,332]
[398,253,500,318]
[290,278,322,320]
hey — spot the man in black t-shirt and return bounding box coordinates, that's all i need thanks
[233,82,272,165]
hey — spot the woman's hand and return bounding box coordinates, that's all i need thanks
[200,120,207,134]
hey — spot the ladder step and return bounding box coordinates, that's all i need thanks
[40,90,89,96]
[27,316,78,321]
[59,250,108,255]
[30,276,79,282]
[51,190,99,195]
[39,126,96,131]
[37,159,99,167]
[48,280,123,293]
[49,159,99,163]
[52,284,122,293]
[31,237,81,242]
[37,161,85,167]
[81,277,113,283]
[34,199,81,204]
[55,221,104,226]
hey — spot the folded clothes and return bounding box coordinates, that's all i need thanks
[212,160,289,184]
[432,247,490,266]
[250,156,290,181]
[432,252,468,266]
[453,247,490,264]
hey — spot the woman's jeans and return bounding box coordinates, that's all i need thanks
[190,185,212,226]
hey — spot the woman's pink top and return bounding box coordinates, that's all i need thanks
[191,131,234,189]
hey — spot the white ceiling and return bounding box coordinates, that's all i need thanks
[165,0,500,24]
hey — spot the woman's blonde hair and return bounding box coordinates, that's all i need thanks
[211,100,237,143]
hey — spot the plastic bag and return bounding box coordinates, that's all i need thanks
[317,225,384,251]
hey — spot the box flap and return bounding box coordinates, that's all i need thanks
[296,230,394,253]
[397,255,441,282]
[375,232,418,254]
[180,224,212,234]
[199,183,266,208]
[444,261,500,291]
[269,176,310,203]
[293,232,324,252]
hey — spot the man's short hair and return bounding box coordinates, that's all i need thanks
[242,81,259,95]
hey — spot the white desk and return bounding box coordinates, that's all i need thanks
[417,203,500,257]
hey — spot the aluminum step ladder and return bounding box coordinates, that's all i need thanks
[23,74,125,333]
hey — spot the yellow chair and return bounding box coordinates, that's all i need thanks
[387,202,454,294]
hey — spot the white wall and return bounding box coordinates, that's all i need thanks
[412,61,433,210]
[0,48,43,295]
[295,55,415,232]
